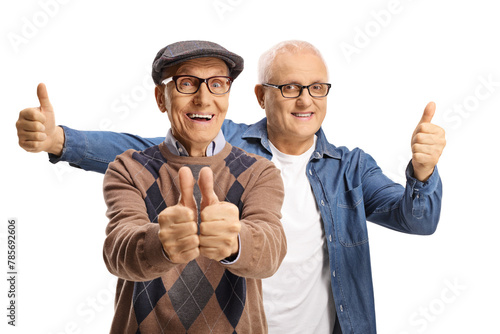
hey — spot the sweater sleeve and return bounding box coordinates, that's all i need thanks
[102,152,179,281]
[223,161,287,279]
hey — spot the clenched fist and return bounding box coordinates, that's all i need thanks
[411,102,446,182]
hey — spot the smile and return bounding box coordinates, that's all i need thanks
[187,113,214,121]
[292,112,313,118]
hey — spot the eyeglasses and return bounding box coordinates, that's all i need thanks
[162,75,233,95]
[262,82,331,98]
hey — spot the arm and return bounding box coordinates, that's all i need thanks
[16,83,163,174]
[362,153,442,235]
[51,126,162,173]
[102,153,181,281]
[223,161,286,279]
[363,102,445,234]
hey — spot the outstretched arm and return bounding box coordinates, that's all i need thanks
[16,83,163,174]
[364,102,446,235]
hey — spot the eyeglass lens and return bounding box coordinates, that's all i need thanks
[281,84,329,98]
[175,76,231,95]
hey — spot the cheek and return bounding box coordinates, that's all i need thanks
[216,98,229,118]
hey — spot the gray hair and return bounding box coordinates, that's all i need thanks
[257,40,328,83]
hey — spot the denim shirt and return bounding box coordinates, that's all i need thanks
[51,117,442,334]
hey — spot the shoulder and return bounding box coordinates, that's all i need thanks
[107,144,166,177]
[224,144,275,171]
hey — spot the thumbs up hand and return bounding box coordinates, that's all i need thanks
[198,167,241,262]
[16,83,65,155]
[411,102,446,182]
[158,167,200,264]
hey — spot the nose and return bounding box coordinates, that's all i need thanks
[296,88,313,107]
[193,81,212,106]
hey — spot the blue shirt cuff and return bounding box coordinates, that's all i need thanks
[48,125,87,167]
[405,161,440,196]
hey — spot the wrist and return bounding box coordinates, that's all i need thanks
[47,126,65,156]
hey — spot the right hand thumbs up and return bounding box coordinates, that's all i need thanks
[16,83,64,155]
[158,167,200,263]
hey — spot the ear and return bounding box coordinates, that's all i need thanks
[254,84,266,109]
[155,86,168,113]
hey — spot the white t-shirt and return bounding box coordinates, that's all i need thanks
[264,137,335,334]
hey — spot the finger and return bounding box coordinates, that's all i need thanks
[19,130,47,142]
[168,244,200,264]
[178,166,196,209]
[17,118,45,132]
[37,83,53,112]
[19,108,46,123]
[418,101,436,125]
[198,167,219,211]
[411,143,435,155]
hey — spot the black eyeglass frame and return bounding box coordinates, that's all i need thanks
[162,75,234,95]
[262,82,332,98]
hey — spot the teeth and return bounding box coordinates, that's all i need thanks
[293,113,312,117]
[188,114,213,120]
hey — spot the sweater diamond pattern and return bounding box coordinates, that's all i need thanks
[215,270,246,328]
[169,261,214,330]
[144,180,167,223]
[132,146,167,180]
[224,147,257,178]
[132,277,167,326]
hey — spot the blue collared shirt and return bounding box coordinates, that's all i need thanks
[52,118,442,333]
[164,129,226,157]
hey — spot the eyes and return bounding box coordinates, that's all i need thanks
[278,83,330,98]
[172,75,233,95]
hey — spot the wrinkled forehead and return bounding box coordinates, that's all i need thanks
[270,51,328,83]
[165,57,230,78]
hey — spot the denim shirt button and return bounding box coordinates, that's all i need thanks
[332,271,336,277]
[309,169,313,176]
[321,200,325,206]
[340,305,344,312]
[329,234,332,242]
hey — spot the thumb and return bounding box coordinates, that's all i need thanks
[198,167,219,211]
[37,83,53,114]
[419,101,436,124]
[178,166,196,210]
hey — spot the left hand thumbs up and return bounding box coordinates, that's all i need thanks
[198,167,241,261]
[199,166,220,211]
[411,102,446,182]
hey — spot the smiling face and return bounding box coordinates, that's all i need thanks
[155,57,230,157]
[256,51,328,155]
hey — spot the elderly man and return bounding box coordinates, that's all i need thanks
[17,40,445,333]
[28,41,287,333]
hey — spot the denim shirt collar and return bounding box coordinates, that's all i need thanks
[241,117,342,160]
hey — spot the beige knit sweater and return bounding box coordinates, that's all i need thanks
[103,142,286,333]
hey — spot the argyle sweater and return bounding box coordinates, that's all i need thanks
[103,142,286,333]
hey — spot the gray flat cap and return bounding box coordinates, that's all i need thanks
[152,40,244,85]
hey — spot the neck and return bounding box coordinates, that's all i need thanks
[185,143,209,157]
[268,133,315,155]
[175,137,210,157]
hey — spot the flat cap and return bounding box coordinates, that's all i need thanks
[152,40,244,85]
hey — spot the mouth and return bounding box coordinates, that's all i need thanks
[187,113,214,121]
[292,112,313,118]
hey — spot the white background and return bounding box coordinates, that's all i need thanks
[1,0,499,333]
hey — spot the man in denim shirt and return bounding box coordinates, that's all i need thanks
[16,40,446,333]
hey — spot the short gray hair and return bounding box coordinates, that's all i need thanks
[257,40,328,83]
